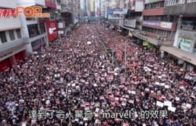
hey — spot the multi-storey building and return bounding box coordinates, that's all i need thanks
[161,0,196,70]
[17,0,49,52]
[60,0,80,35]
[132,0,177,47]
[119,0,144,37]
[0,0,27,71]
[0,0,58,71]
[43,0,59,42]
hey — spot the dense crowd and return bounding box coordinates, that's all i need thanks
[0,23,195,126]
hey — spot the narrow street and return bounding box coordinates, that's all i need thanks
[0,23,195,126]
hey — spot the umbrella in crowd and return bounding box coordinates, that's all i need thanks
[0,23,195,126]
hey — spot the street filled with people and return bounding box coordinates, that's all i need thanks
[0,23,195,126]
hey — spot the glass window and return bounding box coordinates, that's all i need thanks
[39,23,46,34]
[8,30,15,40]
[28,24,39,38]
[0,31,7,43]
[16,29,21,39]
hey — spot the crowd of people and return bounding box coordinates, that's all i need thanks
[0,23,195,126]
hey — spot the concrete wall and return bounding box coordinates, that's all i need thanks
[0,0,17,8]
[165,3,196,15]
[17,0,46,7]
[0,17,21,31]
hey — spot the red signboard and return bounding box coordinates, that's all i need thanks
[46,20,58,42]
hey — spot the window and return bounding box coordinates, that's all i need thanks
[0,31,7,43]
[39,23,46,34]
[16,29,21,39]
[8,30,15,40]
[181,17,196,31]
[28,24,39,38]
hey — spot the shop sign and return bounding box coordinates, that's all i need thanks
[46,20,58,42]
[179,38,194,52]
[0,6,50,18]
[58,22,65,29]
[143,21,173,30]
[145,0,161,4]
[143,21,160,27]
[160,22,172,29]
[124,19,136,28]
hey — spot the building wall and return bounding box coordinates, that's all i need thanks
[0,17,21,31]
[0,0,27,71]
[0,0,17,8]
[17,0,46,7]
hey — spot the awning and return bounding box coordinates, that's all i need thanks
[161,46,196,66]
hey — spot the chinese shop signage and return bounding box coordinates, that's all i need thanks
[143,21,173,30]
[0,6,50,18]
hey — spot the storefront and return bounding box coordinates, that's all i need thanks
[31,38,46,51]
[132,36,142,45]
[0,58,12,72]
[161,46,196,70]
[14,50,26,63]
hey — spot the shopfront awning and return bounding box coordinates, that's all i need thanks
[161,46,196,66]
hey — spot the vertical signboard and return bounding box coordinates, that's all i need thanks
[46,20,58,42]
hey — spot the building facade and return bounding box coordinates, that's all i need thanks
[0,0,28,71]
[161,0,196,69]
[117,0,196,69]
[138,0,177,46]
[17,0,49,51]
[119,0,144,33]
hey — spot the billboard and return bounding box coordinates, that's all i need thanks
[46,20,58,42]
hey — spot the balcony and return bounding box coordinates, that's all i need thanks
[143,8,165,16]
[132,30,173,46]
[165,0,196,15]
[0,17,21,31]
[143,21,177,31]
[0,0,16,8]
[0,38,28,61]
